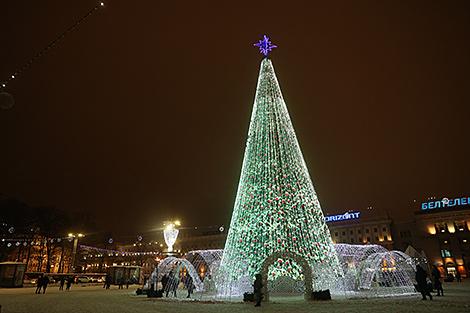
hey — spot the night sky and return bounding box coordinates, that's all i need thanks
[1,1,469,234]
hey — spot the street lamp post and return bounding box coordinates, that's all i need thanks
[68,233,84,273]
[163,220,180,254]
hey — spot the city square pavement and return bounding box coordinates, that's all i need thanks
[0,282,469,313]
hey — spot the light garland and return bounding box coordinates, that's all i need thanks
[0,1,105,92]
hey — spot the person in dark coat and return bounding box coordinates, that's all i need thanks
[42,275,50,294]
[183,275,194,298]
[164,272,178,298]
[59,277,65,290]
[253,273,263,307]
[103,275,109,288]
[456,271,462,282]
[431,265,443,296]
[161,273,169,292]
[66,277,73,290]
[416,265,432,300]
[105,275,111,289]
[35,275,44,294]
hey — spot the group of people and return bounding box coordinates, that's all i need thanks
[58,277,74,291]
[159,271,195,298]
[117,277,131,289]
[34,275,50,294]
[415,264,450,300]
[34,275,73,294]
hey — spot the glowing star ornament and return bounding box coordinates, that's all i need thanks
[218,39,342,296]
[163,223,179,253]
[254,35,277,57]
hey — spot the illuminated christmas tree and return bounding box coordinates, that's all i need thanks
[218,36,341,295]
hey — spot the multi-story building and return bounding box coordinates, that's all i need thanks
[324,207,394,250]
[393,196,470,277]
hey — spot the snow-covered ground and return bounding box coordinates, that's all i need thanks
[1,281,469,313]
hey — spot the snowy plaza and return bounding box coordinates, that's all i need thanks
[0,282,470,313]
[1,2,469,313]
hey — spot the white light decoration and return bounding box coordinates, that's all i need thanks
[333,244,417,297]
[218,51,342,298]
[163,223,179,253]
[156,256,204,292]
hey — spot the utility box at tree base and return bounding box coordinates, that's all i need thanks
[0,262,26,287]
[107,266,142,285]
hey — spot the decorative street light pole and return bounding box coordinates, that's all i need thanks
[163,221,180,254]
[68,233,84,273]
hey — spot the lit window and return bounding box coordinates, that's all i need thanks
[440,249,452,257]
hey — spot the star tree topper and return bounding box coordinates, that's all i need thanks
[254,35,277,57]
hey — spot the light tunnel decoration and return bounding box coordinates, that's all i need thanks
[333,244,417,296]
[185,249,224,278]
[155,256,204,292]
[146,246,417,299]
[359,250,416,296]
[147,250,224,295]
[218,57,342,296]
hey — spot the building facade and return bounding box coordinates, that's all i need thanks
[1,235,74,273]
[393,196,470,278]
[325,208,394,250]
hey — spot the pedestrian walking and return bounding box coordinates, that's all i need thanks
[161,273,169,293]
[431,265,443,296]
[66,277,73,290]
[165,272,177,298]
[35,275,44,294]
[253,273,263,307]
[59,277,65,291]
[42,275,50,294]
[456,271,462,282]
[416,265,432,300]
[118,277,124,289]
[105,275,111,289]
[183,275,194,298]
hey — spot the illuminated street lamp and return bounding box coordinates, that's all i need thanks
[163,221,179,253]
[68,233,85,273]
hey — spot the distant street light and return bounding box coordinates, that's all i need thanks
[68,233,85,273]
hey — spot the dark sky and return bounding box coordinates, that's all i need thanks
[1,0,469,234]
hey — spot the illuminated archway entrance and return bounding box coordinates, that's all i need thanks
[260,251,313,301]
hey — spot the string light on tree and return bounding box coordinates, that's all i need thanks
[218,36,342,296]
